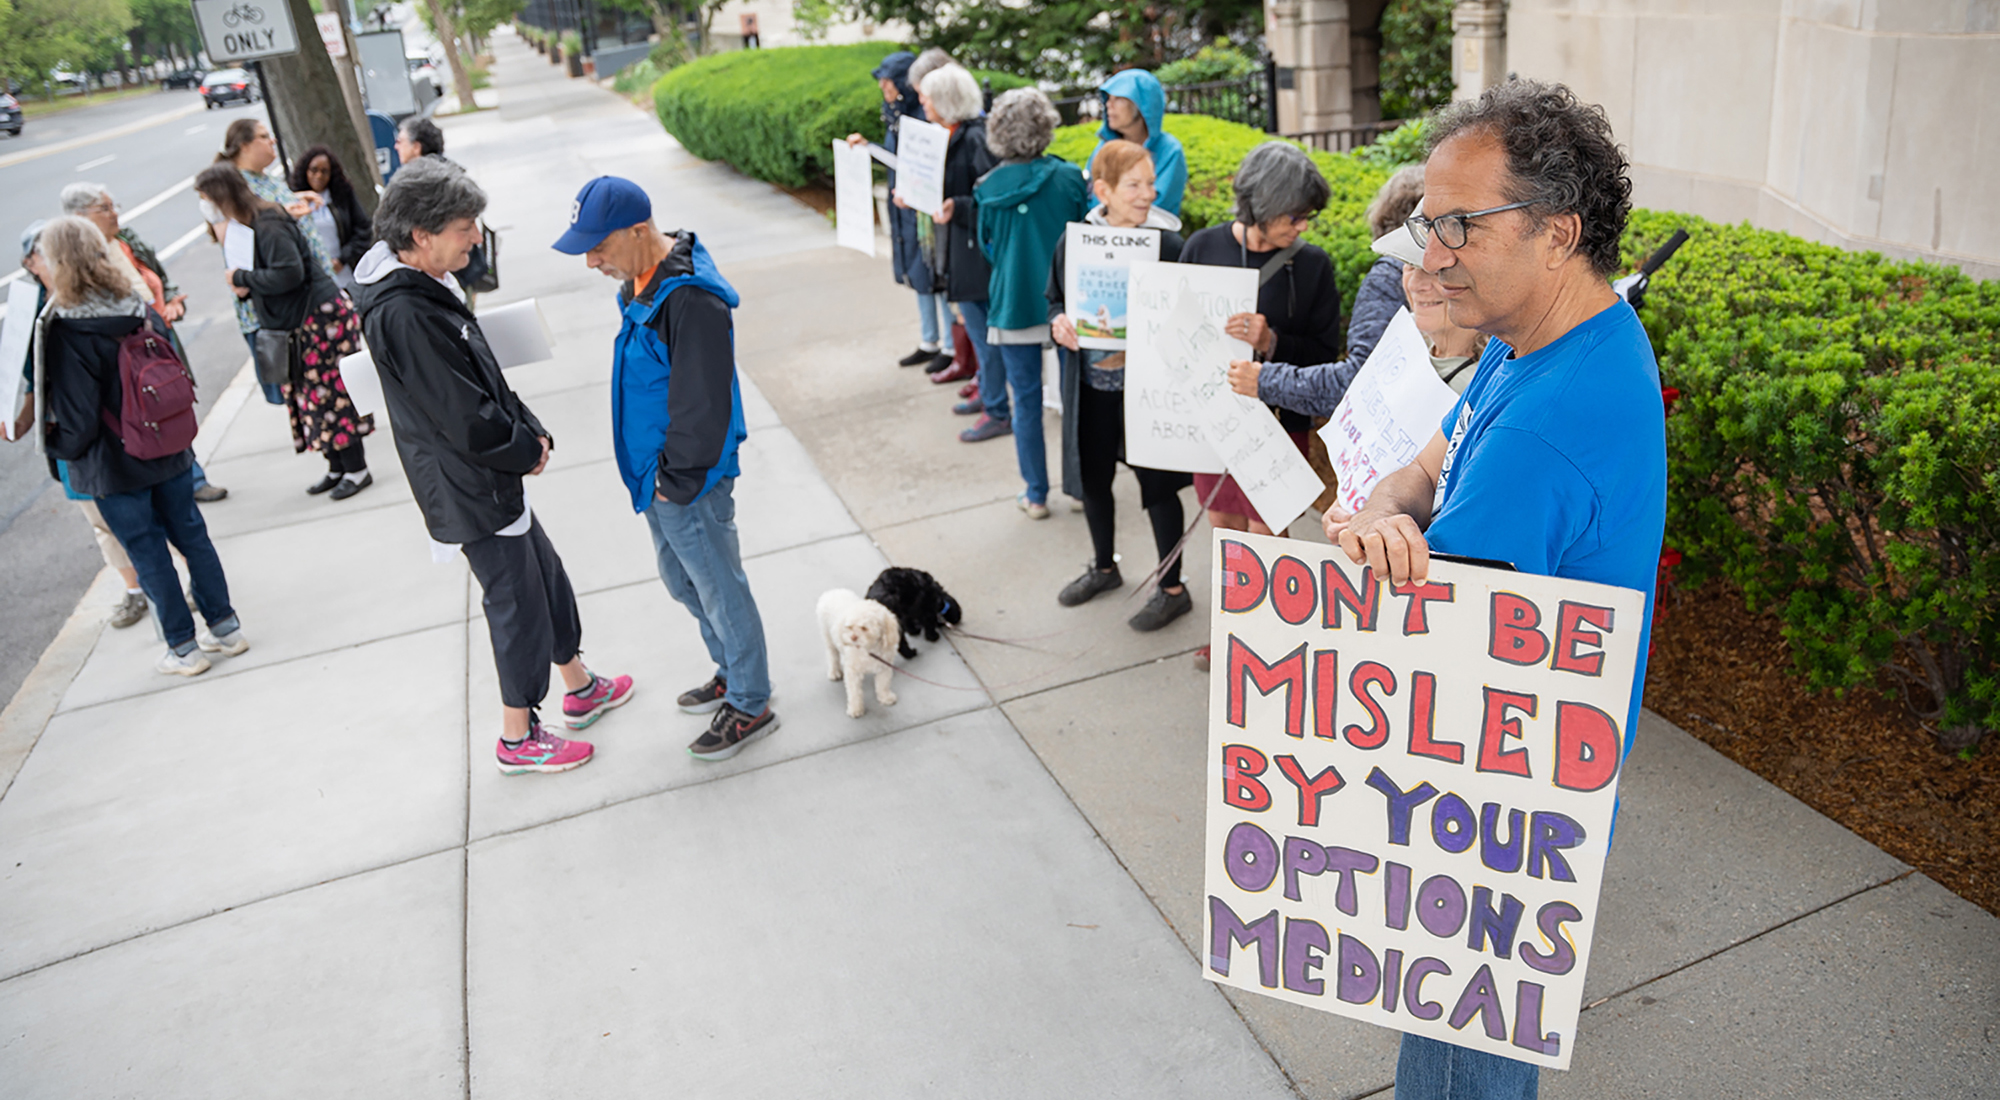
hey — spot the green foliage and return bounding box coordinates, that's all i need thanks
[2,0,132,91]
[1625,209,2000,750]
[1155,42,1257,86]
[611,57,661,94]
[1354,117,1429,169]
[1379,0,1454,119]
[652,42,1028,188]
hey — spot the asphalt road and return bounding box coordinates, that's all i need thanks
[0,90,288,708]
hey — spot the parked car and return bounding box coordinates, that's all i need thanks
[0,92,20,137]
[200,68,259,108]
[406,55,443,97]
[48,69,88,95]
[164,67,206,90]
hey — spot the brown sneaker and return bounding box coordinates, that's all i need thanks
[688,704,778,761]
[109,590,149,629]
[676,674,728,714]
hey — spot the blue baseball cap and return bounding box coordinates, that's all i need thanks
[552,176,652,254]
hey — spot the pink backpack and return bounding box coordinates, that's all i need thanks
[102,324,198,460]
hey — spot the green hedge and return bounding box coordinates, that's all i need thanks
[652,43,1030,189]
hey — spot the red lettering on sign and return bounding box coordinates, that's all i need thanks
[1552,601,1614,677]
[1475,688,1537,778]
[1488,592,1550,666]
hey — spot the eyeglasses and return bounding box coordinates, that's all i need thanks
[1405,201,1533,250]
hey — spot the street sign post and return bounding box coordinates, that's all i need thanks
[191,0,301,64]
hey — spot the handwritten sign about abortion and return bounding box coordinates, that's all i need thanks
[1319,309,1459,514]
[1203,531,1644,1070]
[1123,262,1243,474]
[832,139,877,257]
[892,117,948,218]
[1064,223,1158,350]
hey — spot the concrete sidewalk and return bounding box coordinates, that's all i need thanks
[1,31,1994,1099]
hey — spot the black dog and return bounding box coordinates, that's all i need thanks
[866,567,962,659]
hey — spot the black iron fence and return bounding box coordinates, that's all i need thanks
[1282,119,1407,154]
[1044,61,1402,155]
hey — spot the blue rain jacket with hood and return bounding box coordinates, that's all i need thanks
[872,50,936,291]
[1087,70,1187,216]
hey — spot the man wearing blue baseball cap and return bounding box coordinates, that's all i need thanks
[554,176,777,761]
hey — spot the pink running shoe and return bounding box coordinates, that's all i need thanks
[496,723,594,775]
[563,671,635,730]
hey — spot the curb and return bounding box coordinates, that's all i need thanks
[0,357,257,802]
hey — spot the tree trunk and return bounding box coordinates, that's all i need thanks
[259,0,383,212]
[424,0,479,112]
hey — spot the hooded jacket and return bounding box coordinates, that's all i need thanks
[975,155,1088,332]
[352,241,549,543]
[872,51,935,291]
[1087,70,1188,217]
[36,292,194,497]
[611,231,746,512]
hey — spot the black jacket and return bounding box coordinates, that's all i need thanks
[234,206,342,331]
[940,117,996,303]
[40,307,194,497]
[623,233,740,505]
[353,262,548,543]
[1180,225,1344,433]
[323,185,374,271]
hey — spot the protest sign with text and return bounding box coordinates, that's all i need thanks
[1203,530,1643,1070]
[891,118,948,218]
[832,139,878,257]
[1064,223,1158,350]
[1318,309,1460,514]
[1121,261,1243,474]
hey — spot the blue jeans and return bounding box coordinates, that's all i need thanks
[95,467,237,654]
[244,331,283,405]
[1396,1034,1539,1100]
[993,343,1050,504]
[643,478,771,714]
[955,298,1000,417]
[915,290,952,350]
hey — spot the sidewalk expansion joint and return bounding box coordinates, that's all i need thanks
[986,646,1206,708]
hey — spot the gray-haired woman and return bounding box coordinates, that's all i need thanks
[905,64,994,396]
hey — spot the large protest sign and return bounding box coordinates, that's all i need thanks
[892,117,948,218]
[0,281,34,441]
[832,139,877,257]
[1318,309,1459,514]
[1063,223,1158,350]
[1203,530,1644,1070]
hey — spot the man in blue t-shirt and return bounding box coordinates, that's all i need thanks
[1320,80,1665,1099]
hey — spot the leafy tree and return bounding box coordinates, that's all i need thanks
[1,0,132,96]
[127,0,201,67]
[1378,0,1453,119]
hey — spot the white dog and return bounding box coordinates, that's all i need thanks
[816,588,901,718]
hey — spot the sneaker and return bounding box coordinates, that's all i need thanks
[899,346,939,367]
[157,648,211,676]
[960,416,1011,443]
[328,471,373,501]
[192,483,229,503]
[952,397,984,416]
[1128,586,1194,632]
[689,703,779,761]
[1068,496,1085,513]
[931,359,977,384]
[1017,493,1050,520]
[1058,564,1123,606]
[306,473,342,495]
[564,671,634,729]
[1193,645,1211,673]
[109,590,149,629]
[495,721,594,775]
[196,627,251,656]
[923,351,955,374]
[677,674,729,714]
[957,381,979,399]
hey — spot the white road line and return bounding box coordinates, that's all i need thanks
[74,154,117,171]
[156,222,211,262]
[0,101,210,170]
[183,124,209,135]
[120,174,198,224]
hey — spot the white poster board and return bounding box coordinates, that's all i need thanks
[1063,223,1158,350]
[222,221,255,272]
[476,298,554,369]
[832,139,877,257]
[339,348,385,421]
[1122,261,1244,475]
[314,11,347,57]
[0,282,35,441]
[891,117,948,218]
[1203,530,1643,1070]
[192,0,300,64]
[1318,309,1459,515]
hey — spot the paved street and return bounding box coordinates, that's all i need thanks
[0,32,1994,1099]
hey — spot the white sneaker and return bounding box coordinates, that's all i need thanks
[197,628,251,656]
[157,648,211,676]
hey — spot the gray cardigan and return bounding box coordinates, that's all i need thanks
[1255,254,1408,418]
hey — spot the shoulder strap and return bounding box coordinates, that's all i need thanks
[1257,240,1306,288]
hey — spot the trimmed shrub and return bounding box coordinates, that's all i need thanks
[1625,210,2000,750]
[653,43,1030,189]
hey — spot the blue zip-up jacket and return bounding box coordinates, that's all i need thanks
[612,231,746,512]
[1086,70,1188,216]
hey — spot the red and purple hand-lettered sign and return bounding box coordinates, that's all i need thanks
[1202,530,1644,1070]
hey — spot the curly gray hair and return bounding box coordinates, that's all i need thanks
[374,156,487,253]
[1426,79,1631,277]
[920,65,982,125]
[1232,142,1331,228]
[985,87,1059,162]
[1364,164,1425,239]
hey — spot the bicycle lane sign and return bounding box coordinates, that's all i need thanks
[192,0,300,64]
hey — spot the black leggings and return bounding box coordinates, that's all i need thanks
[326,438,367,474]
[1076,383,1187,590]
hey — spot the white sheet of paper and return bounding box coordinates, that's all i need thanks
[1064,223,1158,351]
[866,142,898,170]
[1122,261,1251,474]
[0,282,34,441]
[1317,308,1459,515]
[339,348,386,421]
[222,220,255,271]
[832,139,877,257]
[476,298,554,370]
[892,117,948,217]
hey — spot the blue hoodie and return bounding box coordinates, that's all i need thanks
[1088,69,1187,216]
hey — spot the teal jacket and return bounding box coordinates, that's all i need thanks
[975,156,1088,331]
[1086,69,1188,216]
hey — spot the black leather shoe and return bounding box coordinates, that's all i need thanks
[1058,564,1123,607]
[923,351,955,374]
[306,474,342,495]
[898,346,938,367]
[328,472,373,501]
[1128,586,1193,632]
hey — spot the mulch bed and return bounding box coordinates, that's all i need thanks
[1643,578,1997,916]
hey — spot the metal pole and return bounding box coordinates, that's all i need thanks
[253,60,293,175]
[1263,56,1279,133]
